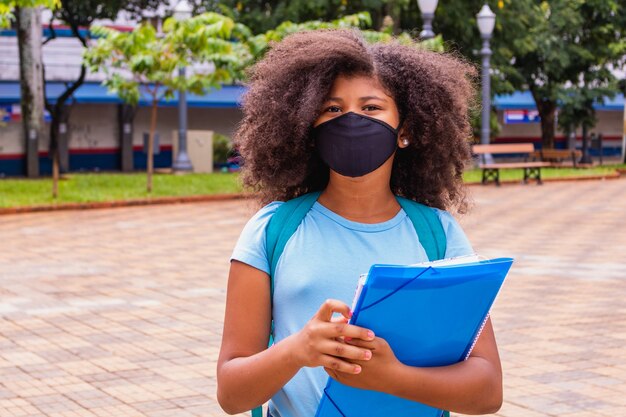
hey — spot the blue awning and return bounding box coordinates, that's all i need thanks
[0,27,91,38]
[0,81,245,108]
[495,90,624,111]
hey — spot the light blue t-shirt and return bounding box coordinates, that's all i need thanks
[230,200,473,417]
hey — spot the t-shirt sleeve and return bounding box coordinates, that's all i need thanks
[230,201,283,275]
[433,208,475,259]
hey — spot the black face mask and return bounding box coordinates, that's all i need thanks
[312,112,399,178]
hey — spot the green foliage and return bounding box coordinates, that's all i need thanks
[494,0,625,91]
[0,0,154,29]
[428,0,625,146]
[191,0,389,34]
[469,105,500,141]
[51,0,163,29]
[241,12,443,64]
[244,12,371,60]
[556,80,616,134]
[213,133,232,163]
[84,12,243,105]
[0,0,59,28]
[81,7,442,96]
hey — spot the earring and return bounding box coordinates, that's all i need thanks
[402,139,409,146]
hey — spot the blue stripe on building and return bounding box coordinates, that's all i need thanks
[0,81,246,107]
[0,150,174,177]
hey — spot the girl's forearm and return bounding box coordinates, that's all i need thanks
[389,357,503,415]
[217,334,302,415]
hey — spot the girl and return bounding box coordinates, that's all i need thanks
[217,29,502,417]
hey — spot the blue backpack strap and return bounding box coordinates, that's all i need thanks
[395,196,447,262]
[266,191,322,297]
[255,192,320,417]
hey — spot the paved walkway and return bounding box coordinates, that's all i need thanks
[1,179,625,417]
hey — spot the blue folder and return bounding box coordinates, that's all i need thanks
[314,258,513,417]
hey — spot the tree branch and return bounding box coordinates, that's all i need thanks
[42,11,58,46]
[55,62,86,112]
[69,20,88,48]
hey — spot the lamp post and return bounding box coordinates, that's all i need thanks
[172,0,193,173]
[417,0,438,40]
[477,4,496,150]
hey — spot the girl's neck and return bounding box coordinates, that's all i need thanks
[318,173,400,224]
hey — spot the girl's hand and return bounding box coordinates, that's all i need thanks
[290,299,375,375]
[324,336,403,392]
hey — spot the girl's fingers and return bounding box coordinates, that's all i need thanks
[344,337,377,349]
[316,299,352,322]
[320,354,363,375]
[330,316,349,324]
[324,321,375,342]
[319,340,372,361]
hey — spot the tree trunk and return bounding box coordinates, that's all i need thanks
[539,104,557,149]
[530,89,557,149]
[383,0,401,34]
[58,105,70,173]
[52,148,60,198]
[622,103,626,163]
[43,21,88,198]
[580,124,593,165]
[147,100,158,193]
[118,104,136,172]
[16,6,45,178]
[49,113,60,198]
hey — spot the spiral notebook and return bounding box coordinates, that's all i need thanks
[314,256,513,417]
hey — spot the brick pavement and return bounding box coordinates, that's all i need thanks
[1,179,625,417]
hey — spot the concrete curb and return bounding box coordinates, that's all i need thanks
[0,193,248,216]
[1,172,623,215]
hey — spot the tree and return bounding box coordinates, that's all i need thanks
[40,0,166,197]
[427,0,626,149]
[242,11,443,67]
[16,6,45,178]
[0,1,59,177]
[557,68,618,162]
[502,1,625,148]
[190,0,390,34]
[84,13,245,192]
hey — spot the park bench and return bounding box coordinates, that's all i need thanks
[530,148,582,167]
[472,143,551,186]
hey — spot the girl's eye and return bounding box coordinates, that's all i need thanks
[326,106,341,113]
[363,105,381,111]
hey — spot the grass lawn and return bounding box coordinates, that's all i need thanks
[463,165,623,183]
[0,172,242,208]
[0,164,623,208]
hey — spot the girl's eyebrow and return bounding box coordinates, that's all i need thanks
[326,95,388,102]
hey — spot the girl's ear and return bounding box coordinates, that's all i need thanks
[397,126,410,149]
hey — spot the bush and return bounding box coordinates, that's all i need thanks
[213,133,232,163]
